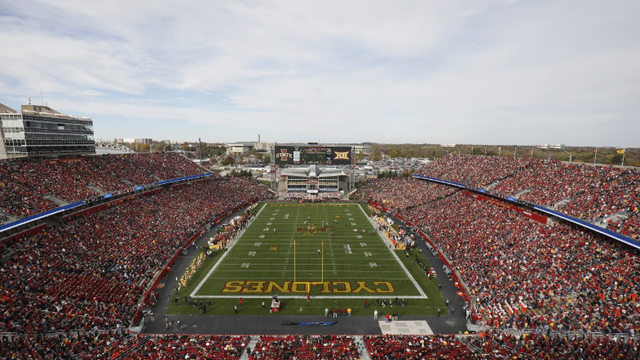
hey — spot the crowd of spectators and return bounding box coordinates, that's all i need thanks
[281,191,309,201]
[467,330,640,359]
[416,155,640,239]
[0,329,134,359]
[415,155,534,188]
[3,331,638,359]
[280,191,343,201]
[0,176,273,334]
[0,153,207,219]
[350,178,457,211]
[251,335,360,359]
[364,334,477,359]
[364,332,640,359]
[356,178,640,334]
[317,191,342,200]
[118,334,249,360]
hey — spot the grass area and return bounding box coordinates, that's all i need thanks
[166,202,446,316]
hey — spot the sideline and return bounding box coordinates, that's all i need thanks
[357,203,427,298]
[190,203,267,297]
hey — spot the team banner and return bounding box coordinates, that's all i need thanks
[328,147,352,165]
[275,146,295,164]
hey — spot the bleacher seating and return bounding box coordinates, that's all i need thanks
[251,335,360,360]
[0,153,207,219]
[0,177,273,333]
[356,177,640,334]
[416,155,640,239]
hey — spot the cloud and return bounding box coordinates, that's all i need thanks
[0,0,638,146]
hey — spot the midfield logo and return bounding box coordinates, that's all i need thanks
[333,151,350,160]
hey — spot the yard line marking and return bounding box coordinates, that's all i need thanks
[357,203,427,298]
[281,205,300,277]
[191,202,267,297]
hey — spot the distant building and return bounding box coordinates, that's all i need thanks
[353,142,373,155]
[225,142,255,154]
[278,165,348,194]
[254,141,275,152]
[0,103,95,159]
[114,138,152,145]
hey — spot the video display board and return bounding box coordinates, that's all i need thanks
[276,145,353,165]
[327,147,352,165]
[275,146,294,164]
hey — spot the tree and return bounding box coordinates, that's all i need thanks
[389,148,399,158]
[140,144,150,152]
[182,142,195,151]
[263,154,271,164]
[357,152,365,161]
[611,154,623,165]
[225,156,235,165]
[401,169,415,177]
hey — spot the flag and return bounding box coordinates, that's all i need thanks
[471,146,474,151]
[530,148,534,155]
[497,147,501,151]
[617,149,625,154]
[593,149,597,153]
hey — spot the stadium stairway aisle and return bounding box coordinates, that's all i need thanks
[354,336,373,360]
[143,218,224,334]
[240,336,259,360]
[380,212,469,335]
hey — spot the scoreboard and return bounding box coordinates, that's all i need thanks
[275,146,352,165]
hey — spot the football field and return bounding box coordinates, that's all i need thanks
[168,202,446,316]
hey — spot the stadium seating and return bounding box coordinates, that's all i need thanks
[2,331,637,359]
[467,330,640,359]
[356,178,640,334]
[416,155,640,239]
[0,176,273,333]
[0,153,207,219]
[364,334,476,359]
[350,177,458,211]
[119,334,249,360]
[3,152,639,358]
[251,335,360,360]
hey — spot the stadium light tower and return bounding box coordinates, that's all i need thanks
[440,144,459,155]
[537,144,552,162]
[537,144,571,163]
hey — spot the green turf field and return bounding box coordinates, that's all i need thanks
[166,202,447,316]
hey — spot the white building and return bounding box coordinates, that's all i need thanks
[277,165,348,195]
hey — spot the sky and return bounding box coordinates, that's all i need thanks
[0,0,639,146]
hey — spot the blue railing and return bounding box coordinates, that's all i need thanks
[156,173,212,186]
[0,201,84,233]
[412,174,466,188]
[0,172,213,235]
[533,205,640,250]
[412,174,640,251]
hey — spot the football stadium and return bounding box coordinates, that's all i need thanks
[2,1,640,359]
[1,105,639,358]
